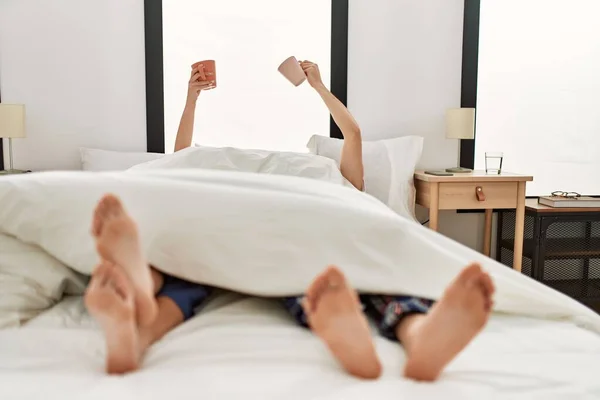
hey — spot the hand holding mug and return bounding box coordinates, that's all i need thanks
[187,70,214,102]
[192,60,216,88]
[187,60,216,102]
[300,60,324,89]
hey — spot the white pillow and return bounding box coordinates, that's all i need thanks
[0,234,87,328]
[80,148,164,171]
[131,145,348,186]
[307,135,423,219]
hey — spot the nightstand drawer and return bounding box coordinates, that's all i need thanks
[438,182,518,210]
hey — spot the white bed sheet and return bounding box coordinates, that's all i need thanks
[1,293,599,400]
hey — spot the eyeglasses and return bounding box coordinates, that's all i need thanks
[551,191,581,199]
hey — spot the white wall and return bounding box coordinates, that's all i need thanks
[348,0,485,251]
[0,0,485,251]
[0,0,147,171]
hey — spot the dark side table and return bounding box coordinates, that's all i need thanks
[497,199,600,308]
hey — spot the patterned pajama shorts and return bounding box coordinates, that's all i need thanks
[282,294,434,341]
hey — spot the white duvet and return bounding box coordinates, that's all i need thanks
[2,168,600,399]
[0,168,598,332]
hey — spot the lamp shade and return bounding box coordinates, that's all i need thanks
[446,108,475,140]
[0,104,26,139]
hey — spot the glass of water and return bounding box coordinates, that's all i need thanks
[485,152,504,174]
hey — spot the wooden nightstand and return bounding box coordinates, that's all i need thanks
[414,171,533,272]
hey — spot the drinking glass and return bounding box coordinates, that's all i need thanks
[485,152,504,174]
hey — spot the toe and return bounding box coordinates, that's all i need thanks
[105,194,124,217]
[87,271,102,291]
[95,262,114,285]
[97,196,110,217]
[306,276,323,304]
[91,216,102,237]
[94,261,111,274]
[458,263,483,285]
[99,271,112,287]
[307,267,334,305]
[324,265,345,288]
[480,272,495,296]
[93,207,108,234]
[96,194,117,220]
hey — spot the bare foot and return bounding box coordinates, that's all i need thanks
[92,194,157,326]
[402,263,494,381]
[303,266,382,379]
[85,262,140,374]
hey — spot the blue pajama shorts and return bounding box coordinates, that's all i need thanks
[156,274,212,320]
[282,294,434,341]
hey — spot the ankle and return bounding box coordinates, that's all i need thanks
[395,314,426,344]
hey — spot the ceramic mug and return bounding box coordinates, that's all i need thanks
[278,56,306,87]
[192,60,217,89]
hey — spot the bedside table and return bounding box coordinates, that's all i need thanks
[497,200,600,305]
[0,170,32,175]
[414,171,533,272]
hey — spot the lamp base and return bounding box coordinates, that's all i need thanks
[445,167,473,174]
[0,169,28,175]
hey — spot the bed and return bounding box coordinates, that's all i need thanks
[1,146,600,399]
[2,292,600,399]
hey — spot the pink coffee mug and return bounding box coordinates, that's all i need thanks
[192,60,217,89]
[278,56,306,87]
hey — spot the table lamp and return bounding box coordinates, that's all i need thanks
[445,107,475,173]
[0,104,26,174]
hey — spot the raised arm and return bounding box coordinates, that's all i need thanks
[300,61,364,191]
[174,67,215,152]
